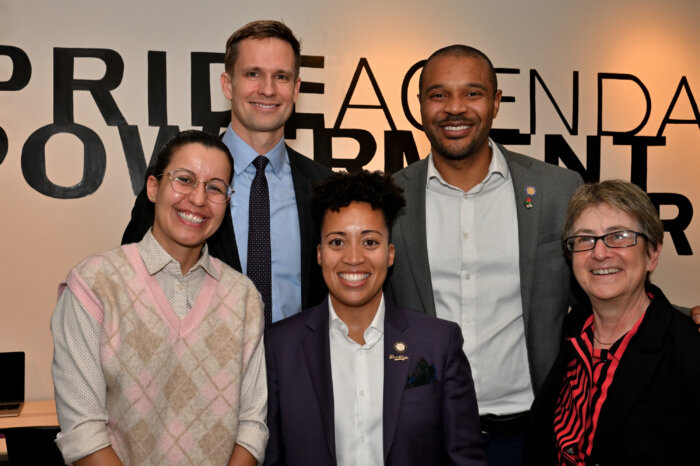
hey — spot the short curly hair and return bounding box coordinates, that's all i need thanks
[312,170,406,236]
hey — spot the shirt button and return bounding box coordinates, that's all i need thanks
[463,193,468,200]
[464,316,473,323]
[178,284,184,290]
[361,435,366,442]
[464,273,471,280]
[463,231,469,239]
[359,390,365,397]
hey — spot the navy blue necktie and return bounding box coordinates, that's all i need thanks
[247,156,272,326]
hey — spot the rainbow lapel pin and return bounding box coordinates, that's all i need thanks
[524,185,537,209]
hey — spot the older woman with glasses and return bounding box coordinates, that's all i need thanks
[51,130,267,466]
[524,180,699,465]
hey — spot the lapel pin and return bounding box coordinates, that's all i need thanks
[389,341,409,361]
[524,186,537,209]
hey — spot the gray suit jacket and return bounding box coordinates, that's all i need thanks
[386,143,583,393]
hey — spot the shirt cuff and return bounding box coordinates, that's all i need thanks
[236,420,269,464]
[55,420,111,464]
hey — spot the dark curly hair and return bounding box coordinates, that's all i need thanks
[312,170,406,236]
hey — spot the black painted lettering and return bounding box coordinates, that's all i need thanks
[384,130,419,174]
[284,112,325,140]
[118,124,180,195]
[0,45,31,91]
[490,129,532,146]
[53,48,126,125]
[148,51,168,126]
[491,69,532,144]
[401,60,425,130]
[0,126,7,165]
[597,73,651,136]
[313,128,376,172]
[649,193,693,255]
[530,70,579,135]
[656,76,700,136]
[611,135,665,190]
[544,134,600,182]
[285,55,328,166]
[334,58,396,131]
[21,123,106,198]
[191,52,228,134]
[299,55,325,94]
[496,68,520,104]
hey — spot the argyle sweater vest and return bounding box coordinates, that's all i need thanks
[64,244,263,465]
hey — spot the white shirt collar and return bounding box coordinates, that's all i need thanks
[426,138,510,196]
[328,295,385,346]
[222,124,287,178]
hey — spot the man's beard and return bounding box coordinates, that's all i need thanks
[428,134,478,161]
[424,115,484,161]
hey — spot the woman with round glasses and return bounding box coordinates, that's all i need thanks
[51,130,266,466]
[524,180,699,465]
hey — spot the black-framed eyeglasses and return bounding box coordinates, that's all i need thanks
[158,169,233,204]
[564,230,647,252]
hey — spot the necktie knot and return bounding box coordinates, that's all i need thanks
[253,155,268,173]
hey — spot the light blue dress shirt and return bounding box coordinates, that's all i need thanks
[223,126,302,322]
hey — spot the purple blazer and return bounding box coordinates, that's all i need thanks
[263,298,486,466]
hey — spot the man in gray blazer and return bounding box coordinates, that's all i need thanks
[385,45,583,466]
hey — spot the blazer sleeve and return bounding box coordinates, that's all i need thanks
[288,147,332,309]
[262,334,285,466]
[442,323,487,465]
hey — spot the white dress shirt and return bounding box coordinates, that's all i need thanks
[425,140,534,415]
[329,296,385,466]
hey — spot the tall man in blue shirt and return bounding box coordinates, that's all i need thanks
[123,21,331,321]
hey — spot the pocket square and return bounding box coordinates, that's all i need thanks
[405,357,437,388]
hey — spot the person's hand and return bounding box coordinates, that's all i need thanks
[691,306,700,333]
[227,444,257,466]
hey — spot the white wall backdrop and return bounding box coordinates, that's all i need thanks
[1,0,698,400]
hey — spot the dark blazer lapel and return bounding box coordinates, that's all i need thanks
[288,146,316,309]
[286,145,331,309]
[395,160,436,316]
[207,206,242,271]
[301,300,337,458]
[596,302,669,431]
[502,146,542,325]
[382,301,412,461]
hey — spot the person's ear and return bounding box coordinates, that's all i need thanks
[220,72,234,100]
[646,242,662,273]
[146,175,160,203]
